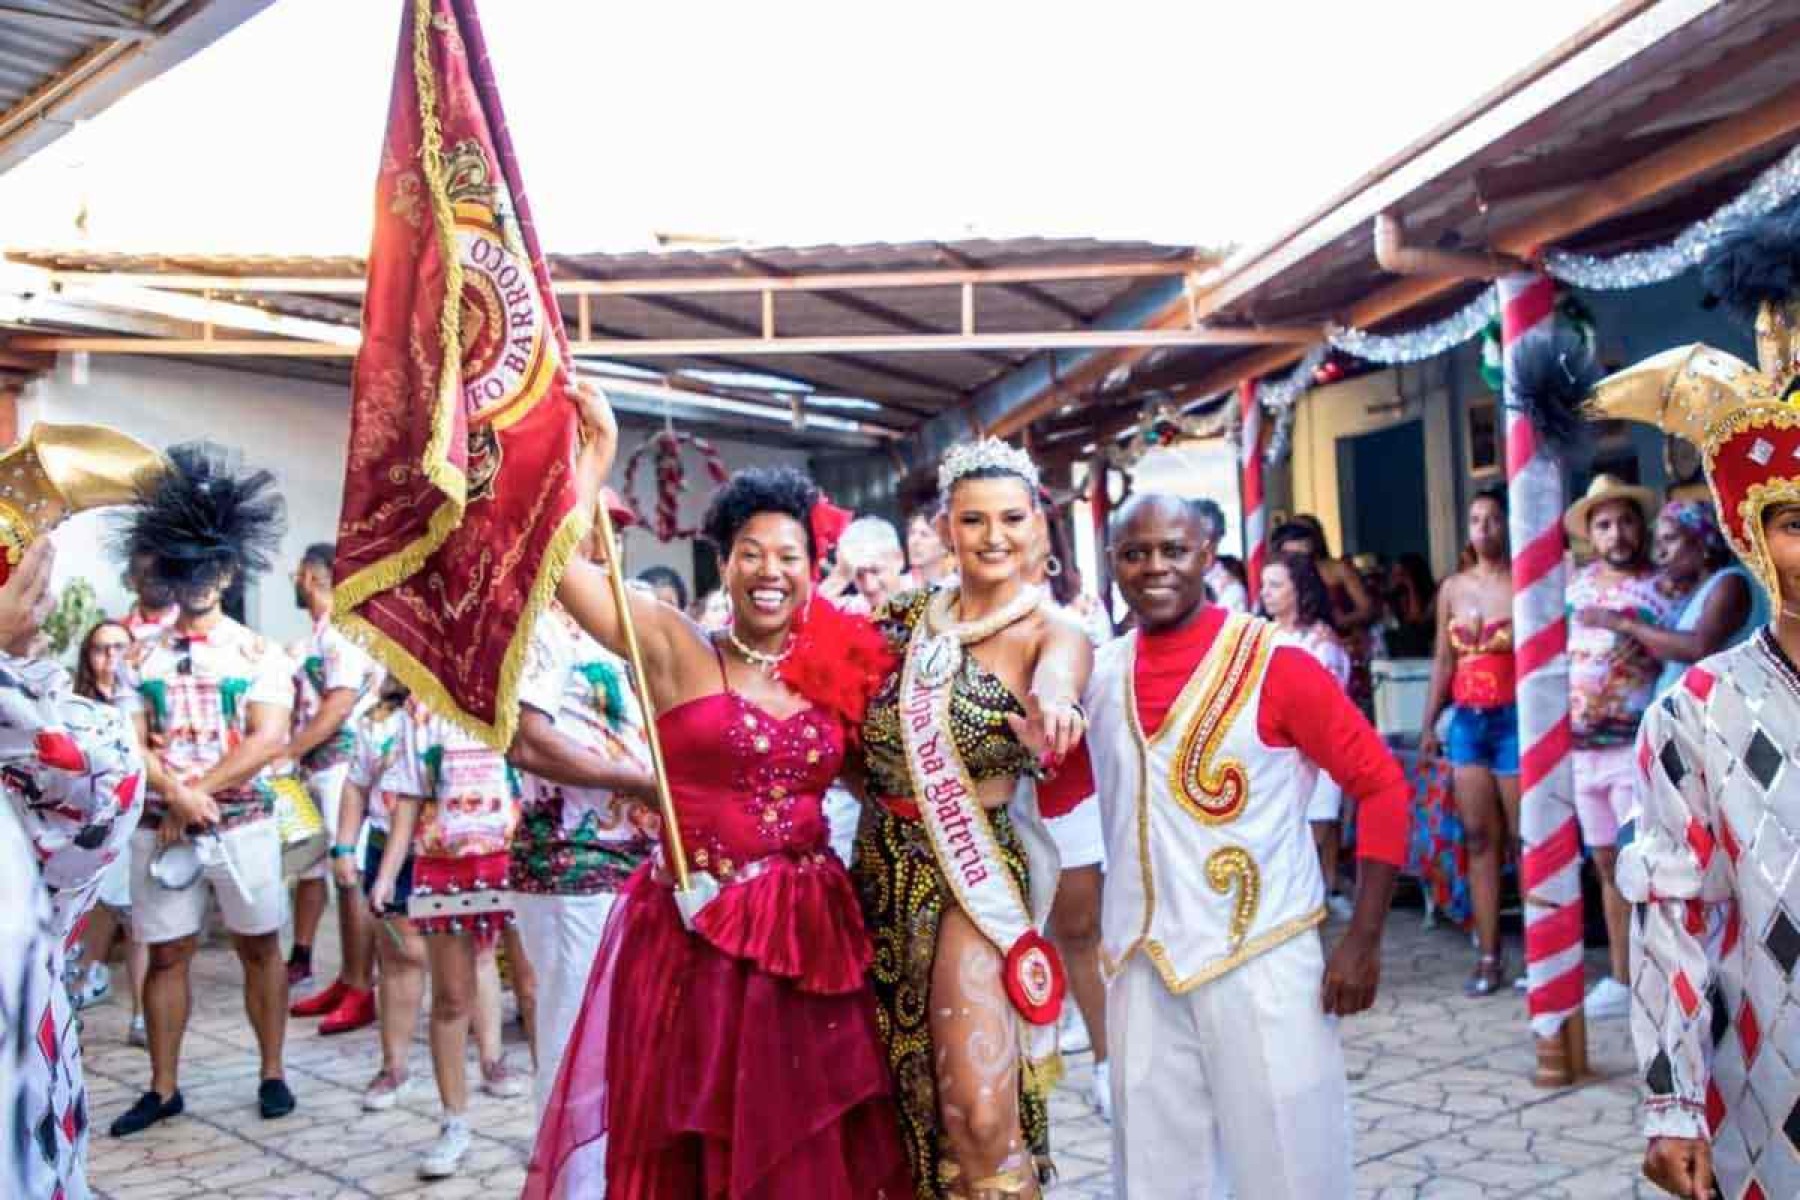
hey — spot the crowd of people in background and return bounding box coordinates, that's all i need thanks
[18,414,1761,1197]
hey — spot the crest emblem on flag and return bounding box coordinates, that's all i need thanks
[333,0,588,747]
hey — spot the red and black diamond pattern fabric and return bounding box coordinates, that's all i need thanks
[0,652,147,1200]
[1620,632,1800,1198]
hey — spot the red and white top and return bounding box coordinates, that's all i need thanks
[1083,607,1408,991]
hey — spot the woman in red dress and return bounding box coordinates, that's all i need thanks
[524,391,910,1200]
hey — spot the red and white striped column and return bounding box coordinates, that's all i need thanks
[1499,273,1584,1039]
[1239,379,1266,595]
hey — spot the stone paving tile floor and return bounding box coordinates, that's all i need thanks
[86,907,1660,1198]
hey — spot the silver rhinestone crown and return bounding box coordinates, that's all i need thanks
[937,438,1040,496]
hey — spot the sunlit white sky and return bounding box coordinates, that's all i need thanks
[0,0,1620,256]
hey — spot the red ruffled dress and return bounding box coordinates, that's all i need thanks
[525,684,912,1200]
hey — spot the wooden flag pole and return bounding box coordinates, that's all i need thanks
[591,497,696,899]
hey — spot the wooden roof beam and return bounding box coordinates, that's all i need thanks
[587,280,968,400]
[1472,121,1705,204]
[932,242,1090,324]
[26,258,1198,298]
[555,262,954,405]
[5,326,1321,358]
[733,251,1018,369]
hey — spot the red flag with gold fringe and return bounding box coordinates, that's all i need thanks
[333,0,585,748]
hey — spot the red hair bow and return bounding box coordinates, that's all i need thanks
[809,498,853,578]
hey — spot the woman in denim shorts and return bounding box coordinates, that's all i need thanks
[1420,490,1519,997]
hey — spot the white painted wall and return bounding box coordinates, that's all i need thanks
[22,354,354,646]
[19,355,806,643]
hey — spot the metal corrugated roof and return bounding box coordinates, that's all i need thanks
[0,1,274,175]
[5,237,1208,414]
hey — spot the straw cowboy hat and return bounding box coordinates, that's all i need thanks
[1563,474,1656,542]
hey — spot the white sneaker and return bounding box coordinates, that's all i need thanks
[361,1068,415,1112]
[480,1058,527,1099]
[417,1118,471,1179]
[71,963,111,1010]
[1058,1011,1091,1056]
[128,1014,147,1048]
[1583,977,1631,1019]
[1326,894,1355,922]
[1091,1061,1112,1125]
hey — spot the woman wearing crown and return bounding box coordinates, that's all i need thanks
[1598,203,1800,1200]
[853,438,1093,1199]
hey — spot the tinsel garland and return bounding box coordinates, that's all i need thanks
[1255,344,1331,413]
[1543,142,1800,290]
[1106,145,1800,470]
[1326,289,1498,364]
[1252,343,1329,466]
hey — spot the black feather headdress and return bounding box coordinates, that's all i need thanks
[114,442,286,590]
[1509,322,1601,458]
[1699,198,1800,324]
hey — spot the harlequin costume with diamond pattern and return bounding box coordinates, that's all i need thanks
[0,424,161,1200]
[1594,200,1800,1199]
[0,800,51,1200]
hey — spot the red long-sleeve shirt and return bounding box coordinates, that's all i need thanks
[1135,608,1411,866]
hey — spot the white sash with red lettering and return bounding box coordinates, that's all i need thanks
[899,600,1066,1047]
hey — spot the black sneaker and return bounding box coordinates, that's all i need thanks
[258,1077,296,1120]
[109,1090,183,1138]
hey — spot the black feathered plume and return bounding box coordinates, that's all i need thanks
[1699,198,1800,323]
[114,442,286,590]
[1510,323,1600,457]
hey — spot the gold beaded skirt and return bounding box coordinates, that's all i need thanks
[852,802,1053,1199]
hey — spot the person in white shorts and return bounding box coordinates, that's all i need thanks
[285,541,381,1030]
[108,444,298,1139]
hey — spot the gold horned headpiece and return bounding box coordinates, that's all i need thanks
[0,423,167,585]
[1587,203,1800,598]
[937,437,1040,499]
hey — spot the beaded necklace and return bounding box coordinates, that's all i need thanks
[914,584,1043,687]
[725,628,793,675]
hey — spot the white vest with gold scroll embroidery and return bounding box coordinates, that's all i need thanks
[1083,613,1328,993]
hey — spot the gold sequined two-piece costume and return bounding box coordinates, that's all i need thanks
[852,588,1051,1197]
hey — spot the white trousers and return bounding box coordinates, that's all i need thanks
[512,891,617,1119]
[1108,932,1354,1200]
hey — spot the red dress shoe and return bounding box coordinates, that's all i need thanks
[289,978,349,1018]
[319,986,378,1036]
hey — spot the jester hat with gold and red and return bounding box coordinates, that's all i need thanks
[1588,202,1800,600]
